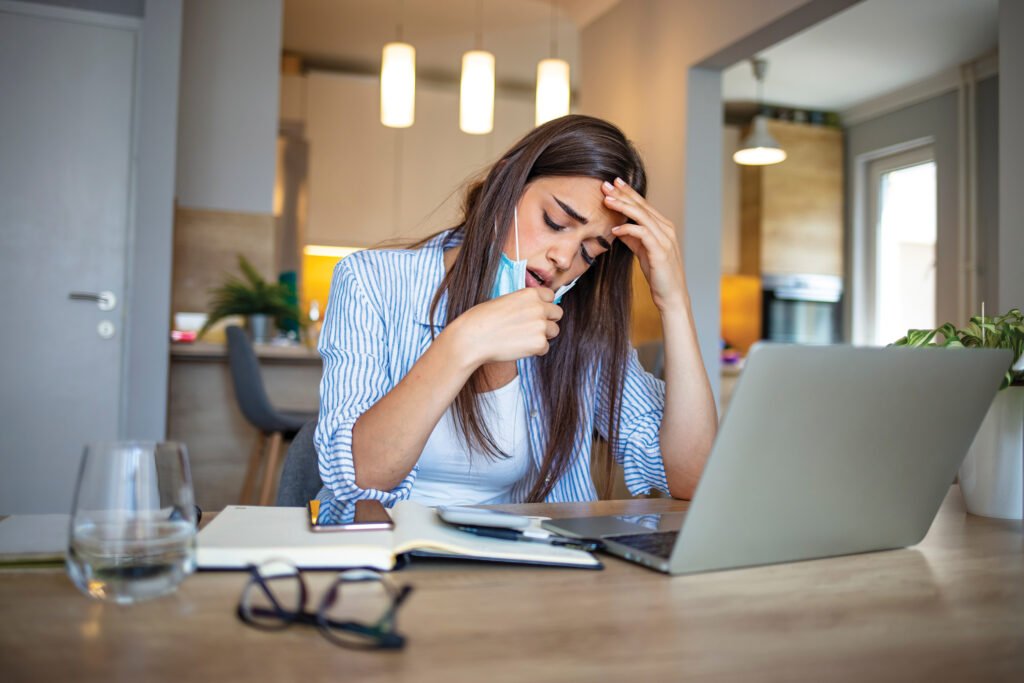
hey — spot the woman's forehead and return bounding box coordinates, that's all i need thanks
[526,176,623,228]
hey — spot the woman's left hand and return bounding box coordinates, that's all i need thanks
[602,177,686,312]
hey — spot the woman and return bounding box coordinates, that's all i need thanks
[314,115,716,516]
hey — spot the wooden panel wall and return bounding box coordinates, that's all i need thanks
[739,120,844,277]
[171,205,276,316]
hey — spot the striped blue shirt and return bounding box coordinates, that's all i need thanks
[314,230,669,515]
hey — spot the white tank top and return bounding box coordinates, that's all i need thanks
[409,374,532,506]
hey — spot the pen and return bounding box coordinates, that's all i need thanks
[454,525,603,552]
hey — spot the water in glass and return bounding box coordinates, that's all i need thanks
[66,441,197,604]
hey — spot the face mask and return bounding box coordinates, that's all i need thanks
[490,207,580,304]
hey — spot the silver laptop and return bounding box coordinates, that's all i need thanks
[544,345,1010,575]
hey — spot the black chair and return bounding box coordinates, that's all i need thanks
[636,340,665,380]
[275,419,324,507]
[225,325,318,505]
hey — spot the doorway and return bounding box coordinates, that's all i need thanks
[0,0,180,514]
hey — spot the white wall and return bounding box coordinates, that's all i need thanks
[175,0,282,214]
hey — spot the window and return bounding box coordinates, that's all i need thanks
[854,144,937,346]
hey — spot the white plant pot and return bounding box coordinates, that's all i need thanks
[958,386,1024,520]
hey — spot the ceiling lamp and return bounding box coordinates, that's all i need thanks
[734,58,786,166]
[380,41,415,128]
[460,50,495,134]
[460,1,494,134]
[380,1,414,128]
[535,3,569,126]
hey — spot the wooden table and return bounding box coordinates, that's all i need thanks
[2,488,1023,682]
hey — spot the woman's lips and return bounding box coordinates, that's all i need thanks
[525,269,545,287]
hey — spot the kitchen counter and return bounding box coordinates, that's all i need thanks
[167,341,321,511]
[170,341,321,363]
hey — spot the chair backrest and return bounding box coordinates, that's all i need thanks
[275,419,323,506]
[225,325,289,431]
[636,340,665,380]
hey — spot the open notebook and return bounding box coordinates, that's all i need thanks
[196,501,601,571]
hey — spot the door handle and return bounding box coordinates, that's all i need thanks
[69,290,117,311]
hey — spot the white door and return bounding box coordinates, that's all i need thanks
[0,4,138,513]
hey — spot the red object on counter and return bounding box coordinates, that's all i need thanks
[171,330,198,343]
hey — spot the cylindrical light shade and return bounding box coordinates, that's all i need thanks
[460,50,495,135]
[733,115,787,166]
[380,42,416,128]
[535,58,570,126]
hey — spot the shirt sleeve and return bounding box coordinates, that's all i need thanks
[314,257,418,507]
[594,349,669,496]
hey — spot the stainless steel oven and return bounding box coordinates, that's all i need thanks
[761,274,842,345]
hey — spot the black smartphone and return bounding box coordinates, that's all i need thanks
[307,499,394,532]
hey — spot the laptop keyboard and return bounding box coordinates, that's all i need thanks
[607,531,679,559]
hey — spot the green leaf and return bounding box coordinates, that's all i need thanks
[902,329,937,347]
[890,308,1024,391]
[197,255,301,338]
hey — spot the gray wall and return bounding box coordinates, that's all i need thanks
[976,76,999,311]
[998,0,1024,313]
[122,0,182,439]
[22,0,142,15]
[845,76,1001,330]
[175,0,282,214]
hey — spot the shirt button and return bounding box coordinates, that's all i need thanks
[530,410,538,419]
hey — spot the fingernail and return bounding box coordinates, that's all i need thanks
[602,180,614,191]
[614,177,625,186]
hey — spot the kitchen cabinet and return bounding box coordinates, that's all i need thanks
[303,71,533,248]
[739,119,844,277]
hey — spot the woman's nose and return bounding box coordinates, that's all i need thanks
[548,238,577,271]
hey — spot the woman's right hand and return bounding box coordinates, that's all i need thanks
[446,288,563,366]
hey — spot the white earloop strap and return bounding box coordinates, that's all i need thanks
[513,206,520,261]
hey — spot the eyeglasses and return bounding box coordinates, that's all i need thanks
[236,560,414,650]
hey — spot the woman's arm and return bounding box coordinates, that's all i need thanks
[603,178,718,499]
[352,287,562,490]
[326,261,563,493]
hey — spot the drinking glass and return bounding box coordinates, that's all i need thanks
[66,441,197,604]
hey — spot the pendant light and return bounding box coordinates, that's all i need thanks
[535,2,569,126]
[380,0,415,128]
[734,58,786,166]
[460,0,494,135]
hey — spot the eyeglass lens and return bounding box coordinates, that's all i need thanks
[317,571,410,649]
[240,560,306,629]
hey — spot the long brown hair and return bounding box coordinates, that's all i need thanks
[429,115,647,502]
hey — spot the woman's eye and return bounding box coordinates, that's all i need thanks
[543,211,567,232]
[580,245,595,266]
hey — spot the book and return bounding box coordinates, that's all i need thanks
[196,501,602,571]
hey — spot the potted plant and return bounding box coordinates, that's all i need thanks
[198,255,301,343]
[892,308,1024,519]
